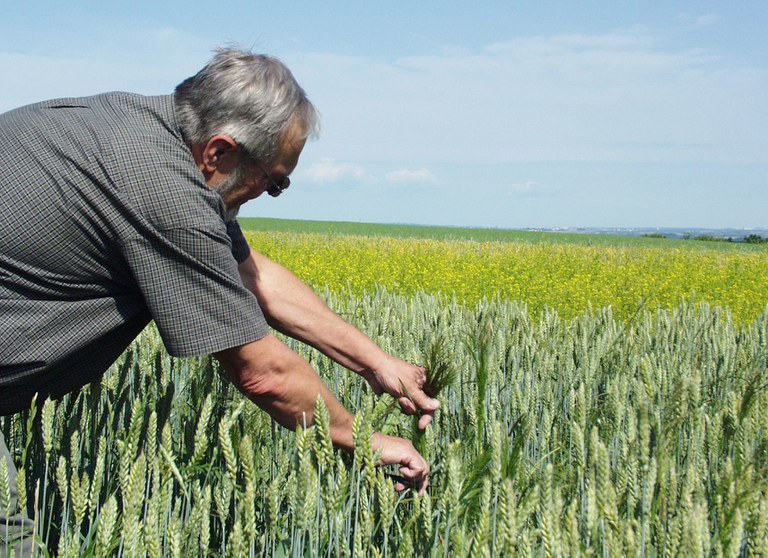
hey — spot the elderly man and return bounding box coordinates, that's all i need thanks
[0,47,439,555]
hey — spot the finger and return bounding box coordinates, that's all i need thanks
[386,473,420,491]
[397,377,439,415]
[409,386,441,413]
[417,412,433,430]
[397,396,417,415]
[398,467,429,484]
[399,455,430,479]
[388,473,426,494]
[400,369,440,412]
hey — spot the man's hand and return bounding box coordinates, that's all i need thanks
[373,432,430,496]
[363,355,441,430]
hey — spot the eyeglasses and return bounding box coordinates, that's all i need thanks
[254,159,291,197]
[242,149,291,197]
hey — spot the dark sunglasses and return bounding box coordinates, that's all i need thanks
[240,146,291,197]
[254,159,291,197]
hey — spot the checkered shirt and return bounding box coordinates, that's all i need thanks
[0,93,269,414]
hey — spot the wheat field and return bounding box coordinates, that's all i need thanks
[2,231,767,556]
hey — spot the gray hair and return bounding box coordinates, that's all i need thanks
[174,47,320,162]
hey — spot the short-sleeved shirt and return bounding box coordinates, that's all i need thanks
[0,93,269,415]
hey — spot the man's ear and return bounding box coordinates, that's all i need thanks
[192,135,240,177]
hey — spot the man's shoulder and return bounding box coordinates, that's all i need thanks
[96,95,223,231]
[35,91,172,110]
[2,92,180,155]
[88,93,179,139]
[4,92,172,120]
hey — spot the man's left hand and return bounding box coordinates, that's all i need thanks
[362,356,440,429]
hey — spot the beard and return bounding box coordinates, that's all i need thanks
[210,166,244,222]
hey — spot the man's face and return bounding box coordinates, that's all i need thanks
[212,125,307,218]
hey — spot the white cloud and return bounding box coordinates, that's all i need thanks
[385,168,437,184]
[292,26,766,166]
[507,181,550,197]
[485,29,654,55]
[678,13,720,29]
[303,158,369,183]
[5,18,764,177]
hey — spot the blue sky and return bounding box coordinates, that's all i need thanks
[2,1,766,229]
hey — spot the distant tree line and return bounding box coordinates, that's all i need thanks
[743,234,768,244]
[641,233,767,244]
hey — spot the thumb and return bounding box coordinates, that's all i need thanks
[409,387,441,412]
[398,378,440,412]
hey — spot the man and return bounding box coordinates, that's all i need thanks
[0,47,439,555]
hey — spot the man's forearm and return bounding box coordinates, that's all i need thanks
[238,248,390,375]
[215,335,356,451]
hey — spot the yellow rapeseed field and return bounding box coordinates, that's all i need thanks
[245,231,768,324]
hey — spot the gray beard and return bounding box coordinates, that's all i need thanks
[210,168,243,222]
[223,205,240,222]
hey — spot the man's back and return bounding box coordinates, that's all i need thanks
[0,93,261,414]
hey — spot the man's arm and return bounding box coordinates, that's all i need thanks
[214,335,430,494]
[237,248,440,428]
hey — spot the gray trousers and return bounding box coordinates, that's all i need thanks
[0,431,35,557]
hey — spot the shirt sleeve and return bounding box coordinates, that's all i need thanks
[226,220,252,264]
[121,225,269,357]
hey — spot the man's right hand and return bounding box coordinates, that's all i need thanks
[373,432,430,496]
